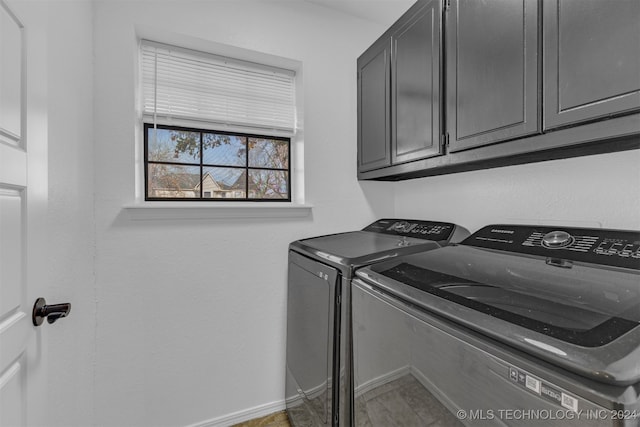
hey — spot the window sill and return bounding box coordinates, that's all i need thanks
[124,202,312,220]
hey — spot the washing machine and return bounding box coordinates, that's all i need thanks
[285,219,470,426]
[352,224,640,426]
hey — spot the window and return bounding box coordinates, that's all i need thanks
[145,124,290,201]
[140,40,296,202]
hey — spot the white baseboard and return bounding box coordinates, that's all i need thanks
[184,399,286,427]
[354,365,411,398]
[285,379,330,406]
[410,366,466,423]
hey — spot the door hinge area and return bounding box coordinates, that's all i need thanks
[444,0,451,11]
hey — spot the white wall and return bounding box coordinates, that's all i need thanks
[393,149,640,232]
[43,0,96,426]
[91,1,393,426]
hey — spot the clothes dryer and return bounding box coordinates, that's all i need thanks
[285,219,469,426]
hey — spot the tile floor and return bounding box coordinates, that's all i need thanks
[355,374,464,426]
[232,374,461,426]
[232,411,291,427]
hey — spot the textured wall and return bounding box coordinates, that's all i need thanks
[394,149,640,232]
[40,0,96,425]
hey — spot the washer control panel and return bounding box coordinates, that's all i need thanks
[464,225,640,269]
[362,219,456,242]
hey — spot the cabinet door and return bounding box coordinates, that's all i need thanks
[544,0,640,130]
[391,0,443,164]
[358,38,391,172]
[447,0,539,152]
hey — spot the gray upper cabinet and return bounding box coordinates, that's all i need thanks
[543,0,640,130]
[392,0,442,163]
[357,0,640,180]
[357,38,391,172]
[447,0,539,152]
[358,0,442,174]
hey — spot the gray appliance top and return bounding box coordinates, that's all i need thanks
[355,224,640,386]
[290,219,469,273]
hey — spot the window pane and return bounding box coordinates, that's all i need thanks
[248,138,289,169]
[202,167,246,199]
[202,134,246,166]
[144,124,291,201]
[248,170,288,199]
[148,128,200,164]
[147,164,200,198]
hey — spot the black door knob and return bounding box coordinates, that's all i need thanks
[32,298,71,326]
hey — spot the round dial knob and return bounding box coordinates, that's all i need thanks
[541,230,574,249]
[392,221,412,233]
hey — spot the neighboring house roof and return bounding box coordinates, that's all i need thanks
[228,170,248,191]
[194,173,226,191]
[151,170,259,194]
[151,173,201,190]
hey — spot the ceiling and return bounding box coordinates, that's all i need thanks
[303,0,415,26]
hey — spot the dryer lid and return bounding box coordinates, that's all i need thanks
[290,219,465,267]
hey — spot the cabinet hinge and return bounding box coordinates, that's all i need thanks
[441,133,450,148]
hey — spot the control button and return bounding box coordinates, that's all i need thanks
[619,244,634,258]
[542,231,575,249]
[391,221,412,233]
[594,241,611,255]
[608,242,624,256]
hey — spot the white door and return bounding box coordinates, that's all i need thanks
[1,1,50,425]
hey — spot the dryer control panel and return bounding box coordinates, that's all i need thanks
[463,225,640,270]
[362,219,457,242]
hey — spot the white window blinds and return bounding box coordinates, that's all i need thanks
[141,40,296,135]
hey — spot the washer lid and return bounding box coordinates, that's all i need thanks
[357,224,640,385]
[378,246,640,347]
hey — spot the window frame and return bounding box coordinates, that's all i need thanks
[144,123,292,202]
